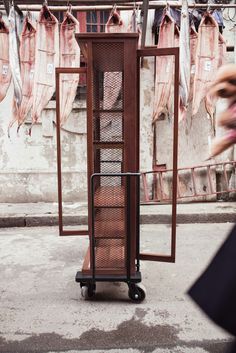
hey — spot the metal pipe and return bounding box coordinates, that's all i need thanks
[1,2,236,12]
[140,0,149,48]
[0,4,137,11]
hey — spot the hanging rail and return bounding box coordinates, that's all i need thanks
[1,2,236,12]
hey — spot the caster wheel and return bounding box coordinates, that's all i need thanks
[81,284,96,300]
[128,283,146,302]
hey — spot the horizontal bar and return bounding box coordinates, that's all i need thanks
[92,172,141,178]
[141,188,236,203]
[139,254,175,262]
[93,205,125,208]
[138,47,179,57]
[94,236,125,239]
[75,271,141,282]
[2,2,236,12]
[77,33,138,40]
[100,160,122,163]
[56,67,87,74]
[60,230,89,236]
[93,141,124,149]
[142,160,236,175]
[93,109,124,113]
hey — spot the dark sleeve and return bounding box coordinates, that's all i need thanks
[188,224,236,336]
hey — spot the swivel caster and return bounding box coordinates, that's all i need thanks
[81,283,96,300]
[128,283,146,302]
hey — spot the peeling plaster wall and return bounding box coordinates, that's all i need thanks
[0,10,156,203]
[0,10,235,202]
[150,12,236,202]
[0,83,88,202]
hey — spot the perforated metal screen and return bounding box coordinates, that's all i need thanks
[91,42,126,273]
[92,175,126,272]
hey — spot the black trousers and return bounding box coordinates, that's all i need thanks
[188,224,236,336]
[228,340,236,353]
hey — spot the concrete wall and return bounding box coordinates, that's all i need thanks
[142,10,236,202]
[0,10,235,202]
[0,84,88,202]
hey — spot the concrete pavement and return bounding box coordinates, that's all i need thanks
[0,201,236,228]
[0,223,234,353]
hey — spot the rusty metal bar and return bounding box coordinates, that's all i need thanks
[159,171,164,201]
[3,2,236,12]
[143,160,236,175]
[142,189,236,203]
[207,165,214,194]
[137,46,178,263]
[56,67,87,74]
[223,164,229,192]
[55,69,62,235]
[140,0,149,48]
[171,47,179,262]
[139,253,175,262]
[141,160,236,204]
[191,168,197,197]
[176,172,181,199]
[153,173,158,201]
[138,47,179,57]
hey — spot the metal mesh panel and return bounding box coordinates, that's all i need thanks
[92,42,124,111]
[93,42,124,72]
[95,239,125,269]
[93,112,123,143]
[94,176,124,206]
[91,42,126,273]
[92,174,127,272]
[94,208,125,238]
[94,148,123,176]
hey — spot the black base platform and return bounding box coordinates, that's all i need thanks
[75,271,142,283]
[75,270,145,302]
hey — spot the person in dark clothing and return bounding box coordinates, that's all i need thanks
[188,224,236,351]
[188,64,236,352]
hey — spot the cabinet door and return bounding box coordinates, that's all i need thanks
[137,47,179,262]
[56,67,89,236]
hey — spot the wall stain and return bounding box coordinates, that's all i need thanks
[143,89,152,107]
[142,59,150,70]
